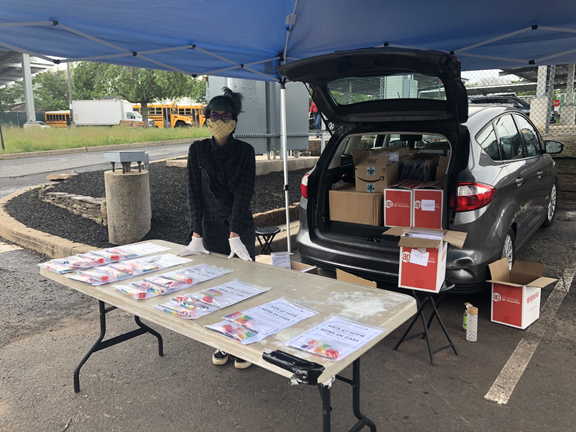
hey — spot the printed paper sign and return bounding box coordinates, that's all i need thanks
[421,199,436,212]
[409,248,429,266]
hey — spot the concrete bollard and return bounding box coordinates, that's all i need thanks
[104,170,151,245]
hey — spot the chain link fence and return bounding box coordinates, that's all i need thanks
[464,65,575,142]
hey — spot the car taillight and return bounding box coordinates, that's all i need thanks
[301,173,310,199]
[455,182,496,212]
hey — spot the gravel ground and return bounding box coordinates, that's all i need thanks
[5,163,309,249]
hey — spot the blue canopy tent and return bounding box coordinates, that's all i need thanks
[2,0,576,249]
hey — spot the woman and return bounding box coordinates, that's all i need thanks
[178,87,255,369]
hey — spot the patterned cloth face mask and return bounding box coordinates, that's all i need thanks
[206,119,237,139]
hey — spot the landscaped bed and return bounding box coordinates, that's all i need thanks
[5,162,309,249]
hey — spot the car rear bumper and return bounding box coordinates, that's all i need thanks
[297,228,489,293]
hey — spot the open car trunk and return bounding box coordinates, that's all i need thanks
[305,123,467,276]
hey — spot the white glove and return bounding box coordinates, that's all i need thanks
[228,237,252,261]
[177,237,210,256]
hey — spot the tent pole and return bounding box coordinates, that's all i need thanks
[280,81,291,252]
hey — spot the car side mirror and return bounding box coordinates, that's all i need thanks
[545,140,564,154]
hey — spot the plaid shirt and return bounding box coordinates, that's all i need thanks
[186,137,255,237]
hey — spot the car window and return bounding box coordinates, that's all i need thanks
[477,125,500,160]
[514,114,540,157]
[495,115,524,160]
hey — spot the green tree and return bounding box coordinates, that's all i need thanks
[33,70,70,111]
[73,62,204,126]
[0,81,24,111]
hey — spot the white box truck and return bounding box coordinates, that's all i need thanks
[72,100,154,127]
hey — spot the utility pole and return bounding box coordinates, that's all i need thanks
[67,62,74,125]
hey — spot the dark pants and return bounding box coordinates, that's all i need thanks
[202,210,255,260]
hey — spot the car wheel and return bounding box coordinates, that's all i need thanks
[542,183,557,227]
[501,228,516,270]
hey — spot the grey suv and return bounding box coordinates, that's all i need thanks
[278,49,564,293]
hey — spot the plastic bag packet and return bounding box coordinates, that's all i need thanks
[154,302,206,319]
[78,252,109,265]
[132,280,176,296]
[96,265,131,279]
[298,339,340,360]
[78,268,112,282]
[128,260,160,273]
[191,288,224,308]
[174,294,218,312]
[108,263,137,275]
[113,284,157,300]
[163,272,195,285]
[91,250,123,261]
[38,262,77,274]
[52,256,100,269]
[223,311,267,333]
[206,321,257,343]
[144,276,183,290]
[66,273,98,284]
[107,246,139,259]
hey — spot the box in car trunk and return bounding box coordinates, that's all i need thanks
[329,187,383,226]
[353,151,400,193]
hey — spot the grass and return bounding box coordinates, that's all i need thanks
[0,124,211,154]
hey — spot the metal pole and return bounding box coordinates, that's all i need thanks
[67,62,74,125]
[0,122,4,150]
[280,81,291,252]
[545,65,556,135]
[320,115,326,153]
[21,53,36,124]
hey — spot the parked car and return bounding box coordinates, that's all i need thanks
[278,49,564,293]
[469,96,555,124]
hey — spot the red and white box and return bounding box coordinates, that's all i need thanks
[488,258,557,329]
[413,181,443,229]
[384,180,422,227]
[385,227,467,293]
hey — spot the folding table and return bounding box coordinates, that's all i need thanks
[40,240,416,432]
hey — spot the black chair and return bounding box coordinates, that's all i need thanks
[393,282,458,365]
[255,226,281,255]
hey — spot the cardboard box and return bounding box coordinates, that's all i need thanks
[384,227,467,293]
[370,146,410,162]
[413,181,444,230]
[435,155,449,181]
[256,254,318,274]
[384,180,422,227]
[329,187,383,226]
[353,151,400,193]
[487,258,557,329]
[336,269,377,288]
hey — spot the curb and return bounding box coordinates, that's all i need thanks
[1,186,299,258]
[0,138,203,161]
[0,186,94,258]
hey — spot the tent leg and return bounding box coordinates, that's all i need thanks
[280,82,291,252]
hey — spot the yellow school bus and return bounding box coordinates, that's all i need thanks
[133,103,204,128]
[45,110,71,128]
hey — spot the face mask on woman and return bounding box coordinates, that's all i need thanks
[206,119,237,139]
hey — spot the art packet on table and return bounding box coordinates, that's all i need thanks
[51,255,102,269]
[207,298,318,345]
[38,261,77,274]
[154,301,213,320]
[285,316,386,361]
[112,284,158,300]
[156,280,267,320]
[65,254,191,286]
[91,242,169,262]
[205,321,258,343]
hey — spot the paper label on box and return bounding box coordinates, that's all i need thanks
[409,249,429,266]
[367,167,376,176]
[366,183,376,193]
[421,199,435,212]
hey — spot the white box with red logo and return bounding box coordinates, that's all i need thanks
[385,227,467,293]
[487,258,557,329]
[384,180,422,227]
[413,181,443,230]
